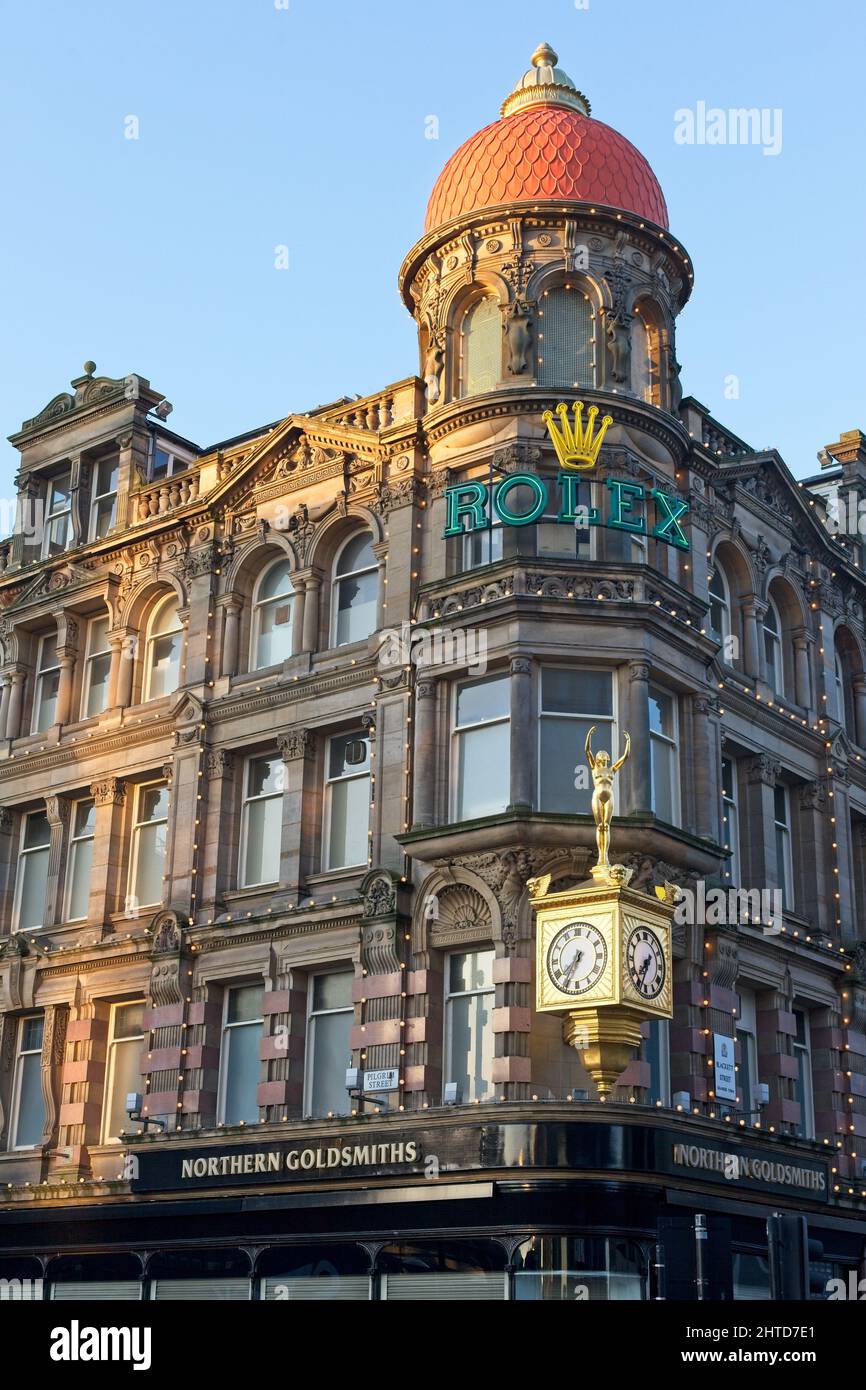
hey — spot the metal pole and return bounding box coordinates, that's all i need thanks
[653,1242,666,1301]
[694,1213,708,1301]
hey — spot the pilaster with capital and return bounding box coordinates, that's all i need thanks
[508,656,534,811]
[741,754,780,895]
[88,777,127,928]
[623,660,651,814]
[277,728,318,896]
[412,679,439,828]
[43,794,71,927]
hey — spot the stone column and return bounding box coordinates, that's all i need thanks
[116,633,136,708]
[301,574,321,652]
[0,676,10,741]
[741,754,780,890]
[626,661,651,814]
[277,729,317,898]
[88,777,126,928]
[68,453,85,547]
[412,679,438,828]
[220,599,241,678]
[39,1003,69,1148]
[44,795,71,927]
[798,780,831,934]
[5,668,26,740]
[200,750,235,908]
[792,628,813,710]
[372,541,388,631]
[854,675,866,748]
[290,577,307,657]
[742,600,762,681]
[691,695,720,841]
[508,657,533,811]
[106,634,123,708]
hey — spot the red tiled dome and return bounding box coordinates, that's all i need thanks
[424,44,667,234]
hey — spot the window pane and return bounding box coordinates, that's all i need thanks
[35,671,60,731]
[335,570,377,645]
[456,675,509,728]
[310,1010,352,1117]
[541,668,612,717]
[38,635,58,672]
[446,993,493,1101]
[312,972,353,1012]
[105,1037,143,1142]
[148,632,181,697]
[14,1052,45,1147]
[223,1024,261,1125]
[648,689,673,736]
[247,756,282,798]
[114,1002,145,1039]
[243,794,282,885]
[336,534,375,576]
[85,651,112,717]
[328,775,370,868]
[773,785,787,825]
[449,950,494,994]
[537,287,593,388]
[457,722,509,819]
[23,811,51,849]
[46,514,69,555]
[134,822,166,906]
[462,298,501,396]
[540,715,606,813]
[67,836,94,919]
[48,477,71,513]
[92,497,116,538]
[256,597,293,667]
[140,785,169,824]
[95,456,119,496]
[227,985,263,1025]
[329,734,370,779]
[21,1016,44,1051]
[463,524,503,569]
[651,739,675,822]
[18,846,49,929]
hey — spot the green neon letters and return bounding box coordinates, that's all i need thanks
[443,471,690,550]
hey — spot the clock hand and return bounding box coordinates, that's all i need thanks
[563,948,583,984]
[638,954,651,982]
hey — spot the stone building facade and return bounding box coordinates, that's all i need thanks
[0,44,864,1300]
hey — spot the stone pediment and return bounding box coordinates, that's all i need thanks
[10,559,95,608]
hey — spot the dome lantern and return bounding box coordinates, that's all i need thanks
[500,41,591,118]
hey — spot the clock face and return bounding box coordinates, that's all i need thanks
[626,925,666,1000]
[546,921,608,996]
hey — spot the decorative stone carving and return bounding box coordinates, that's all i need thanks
[150,908,187,953]
[277,729,315,761]
[429,884,491,948]
[361,871,398,918]
[423,336,445,405]
[361,921,401,975]
[504,300,533,374]
[746,754,781,786]
[206,749,234,779]
[90,777,125,806]
[604,307,632,387]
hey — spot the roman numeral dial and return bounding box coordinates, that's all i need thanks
[546,921,608,996]
[626,925,666,999]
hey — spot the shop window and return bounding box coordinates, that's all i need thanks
[453,674,510,820]
[721,756,740,885]
[774,784,794,908]
[378,1241,506,1301]
[459,297,501,397]
[324,731,370,870]
[14,809,50,931]
[649,686,678,823]
[259,1244,370,1301]
[537,285,594,388]
[733,1252,770,1300]
[49,1255,142,1302]
[148,1249,251,1301]
[514,1235,647,1301]
[443,950,494,1104]
[128,782,168,912]
[32,632,60,733]
[89,455,119,540]
[81,614,112,718]
[252,559,294,669]
[304,971,353,1119]
[332,533,377,647]
[240,755,283,887]
[793,1007,815,1139]
[144,596,182,700]
[101,1001,145,1144]
[42,472,71,558]
[218,984,264,1126]
[539,666,614,814]
[10,1015,45,1150]
[65,797,95,921]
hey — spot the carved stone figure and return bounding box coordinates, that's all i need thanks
[504,300,533,374]
[605,309,632,386]
[423,336,445,404]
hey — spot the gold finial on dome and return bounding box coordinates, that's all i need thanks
[500,41,591,118]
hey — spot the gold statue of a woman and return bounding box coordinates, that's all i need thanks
[585,725,630,875]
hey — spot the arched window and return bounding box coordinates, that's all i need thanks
[537,285,594,388]
[144,595,183,700]
[252,559,293,669]
[631,309,662,405]
[763,598,783,695]
[708,568,731,646]
[332,533,377,646]
[459,298,501,397]
[834,647,847,730]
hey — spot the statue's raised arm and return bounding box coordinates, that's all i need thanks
[585,725,597,771]
[612,732,631,773]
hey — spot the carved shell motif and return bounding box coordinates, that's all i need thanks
[430,885,491,947]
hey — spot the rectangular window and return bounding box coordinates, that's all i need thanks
[721,756,740,886]
[218,984,264,1126]
[305,971,353,1119]
[65,798,96,921]
[32,632,60,733]
[453,675,510,821]
[42,473,71,558]
[150,444,190,480]
[324,732,370,870]
[14,809,51,931]
[129,783,168,912]
[649,686,678,824]
[539,667,614,814]
[774,785,794,909]
[793,1007,815,1139]
[462,518,503,571]
[643,1018,671,1107]
[89,455,119,540]
[10,1015,45,1149]
[444,949,494,1103]
[737,987,758,1115]
[82,615,112,719]
[240,756,283,887]
[101,1001,145,1144]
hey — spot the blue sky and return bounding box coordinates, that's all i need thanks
[1,0,863,492]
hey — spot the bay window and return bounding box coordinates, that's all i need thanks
[14,809,50,931]
[539,667,614,813]
[218,984,264,1126]
[101,1001,145,1143]
[443,949,494,1104]
[81,614,112,718]
[128,783,168,912]
[240,755,283,887]
[649,686,678,823]
[32,632,60,733]
[453,674,510,820]
[10,1015,45,1149]
[65,797,96,921]
[324,731,370,870]
[305,971,353,1118]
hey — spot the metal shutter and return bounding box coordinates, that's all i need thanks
[382,1272,507,1300]
[538,288,593,388]
[52,1281,142,1301]
[151,1278,251,1300]
[261,1276,370,1300]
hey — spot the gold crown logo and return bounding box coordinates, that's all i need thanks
[542,400,613,471]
